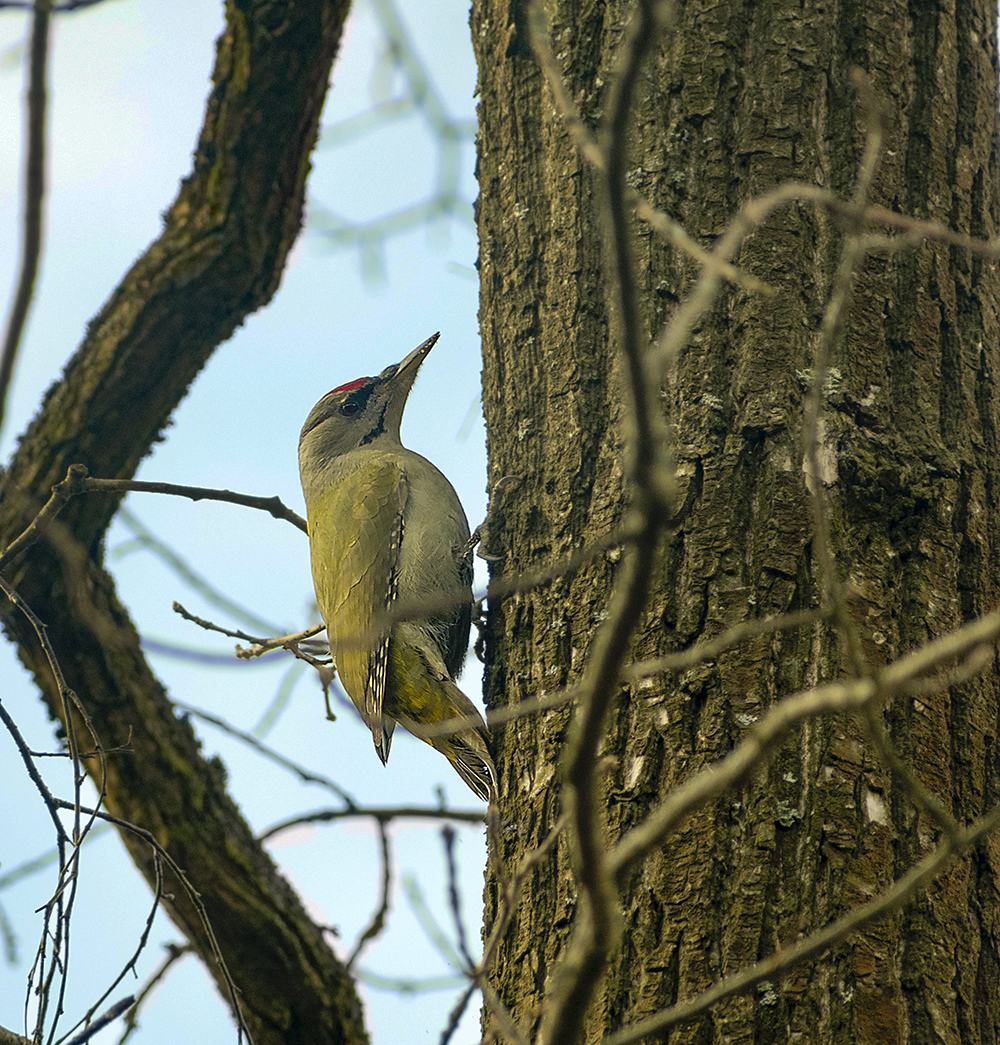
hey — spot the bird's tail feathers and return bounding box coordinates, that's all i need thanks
[398,674,496,802]
[449,739,497,803]
[372,718,395,765]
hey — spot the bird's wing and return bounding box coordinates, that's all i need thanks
[308,461,408,761]
[368,474,408,762]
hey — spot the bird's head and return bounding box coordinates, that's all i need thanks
[298,333,438,499]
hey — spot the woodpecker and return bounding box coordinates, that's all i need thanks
[298,334,496,802]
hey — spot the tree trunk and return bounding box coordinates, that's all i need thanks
[474,0,1000,1042]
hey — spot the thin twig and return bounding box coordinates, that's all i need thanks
[481,980,531,1045]
[85,477,307,532]
[855,201,1000,256]
[171,601,312,648]
[0,466,306,575]
[536,3,673,1040]
[650,182,835,374]
[116,944,191,1045]
[258,804,486,842]
[411,608,823,744]
[402,875,466,972]
[481,813,569,974]
[441,825,473,971]
[438,981,477,1045]
[232,623,327,657]
[860,705,960,845]
[236,519,643,662]
[117,509,287,635]
[26,822,143,1042]
[0,572,108,1044]
[645,172,1000,381]
[171,700,357,805]
[0,464,87,573]
[61,995,135,1045]
[346,820,392,970]
[526,0,771,296]
[0,694,67,845]
[624,608,825,679]
[0,0,50,437]
[50,801,254,1045]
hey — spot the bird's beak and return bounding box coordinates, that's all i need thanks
[379,332,440,397]
[394,332,439,376]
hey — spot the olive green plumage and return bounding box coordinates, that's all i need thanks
[298,335,495,801]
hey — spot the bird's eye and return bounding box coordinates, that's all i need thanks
[340,401,360,417]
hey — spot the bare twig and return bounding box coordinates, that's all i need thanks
[525,1,602,169]
[0,0,49,437]
[117,509,287,635]
[116,944,192,1045]
[646,172,1000,381]
[482,813,569,973]
[0,572,109,1043]
[0,464,87,573]
[85,477,307,532]
[232,623,327,658]
[311,0,476,276]
[650,182,835,374]
[62,995,135,1045]
[50,801,254,1045]
[346,820,393,970]
[171,700,357,806]
[536,3,674,1040]
[526,0,770,296]
[854,201,1000,255]
[259,804,486,842]
[171,601,296,647]
[481,980,531,1045]
[0,693,67,846]
[402,875,466,972]
[236,519,643,662]
[0,466,305,578]
[411,607,823,744]
[860,704,960,845]
[56,853,159,1045]
[438,982,477,1045]
[624,608,825,679]
[441,825,473,971]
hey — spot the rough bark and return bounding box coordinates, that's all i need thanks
[475,0,1000,1042]
[0,2,368,1043]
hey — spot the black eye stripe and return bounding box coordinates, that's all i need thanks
[342,382,376,415]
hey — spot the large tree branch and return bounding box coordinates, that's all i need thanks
[4,0,345,547]
[0,2,368,1043]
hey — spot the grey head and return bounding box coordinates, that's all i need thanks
[298,333,438,502]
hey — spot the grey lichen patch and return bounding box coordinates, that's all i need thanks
[775,801,803,828]
[795,366,843,397]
